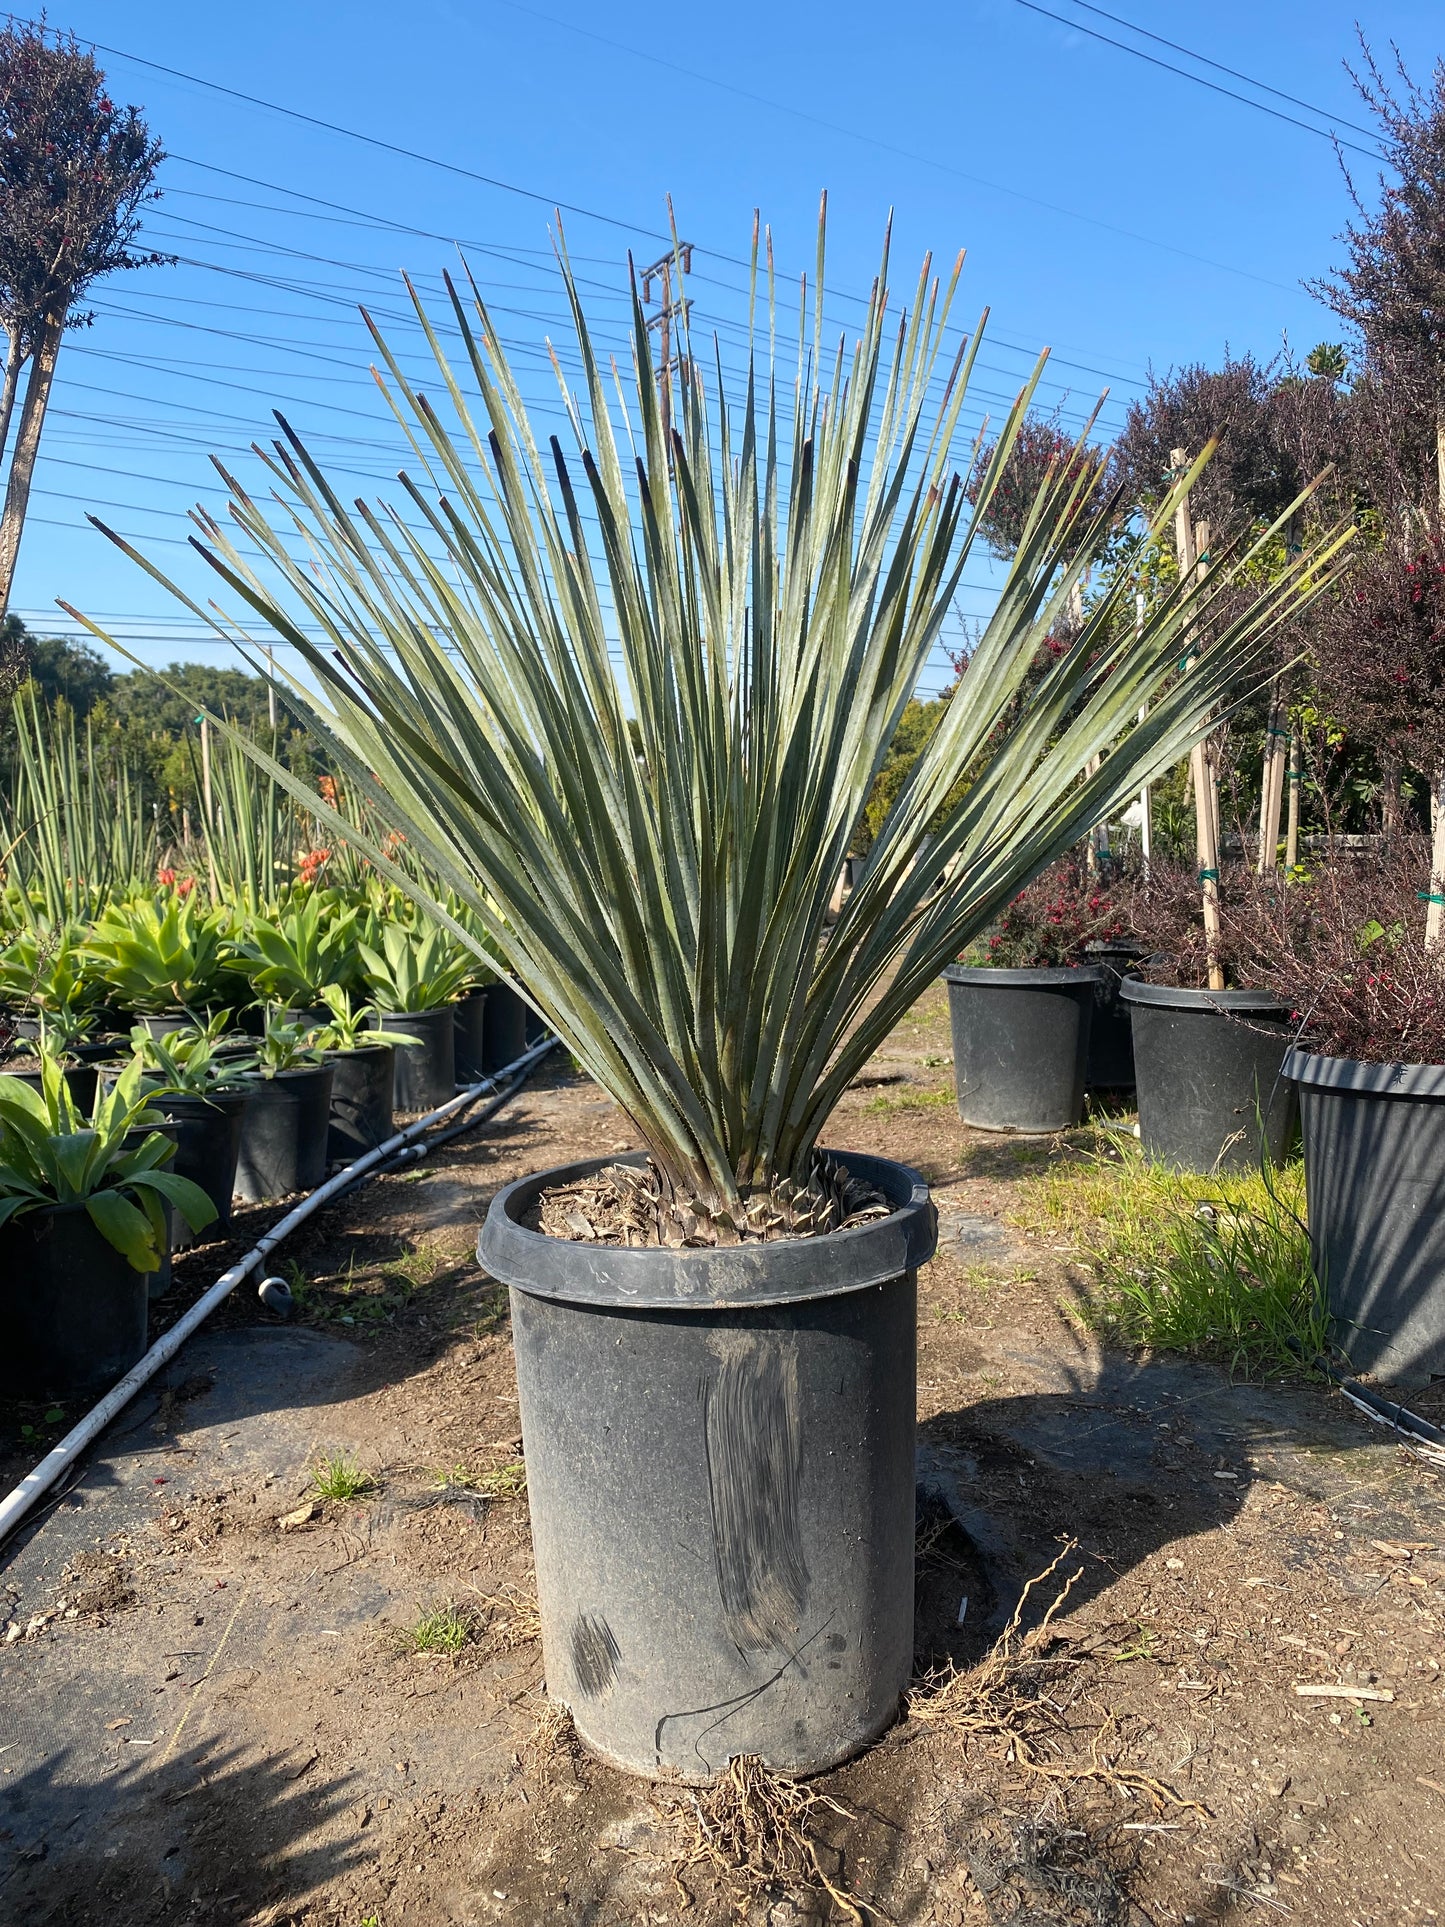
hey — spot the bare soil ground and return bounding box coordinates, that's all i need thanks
[3,982,1444,1926]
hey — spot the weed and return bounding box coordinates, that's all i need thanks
[1017,1132,1327,1378]
[471,1581,541,1649]
[865,1085,952,1114]
[404,1602,478,1655]
[433,1452,526,1501]
[308,1450,376,1502]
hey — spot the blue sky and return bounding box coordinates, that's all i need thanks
[12,0,1442,697]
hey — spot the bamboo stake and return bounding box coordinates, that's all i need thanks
[1427,761,1445,949]
[1284,729,1302,869]
[1135,593,1153,878]
[1256,514,1298,876]
[1172,454,1224,991]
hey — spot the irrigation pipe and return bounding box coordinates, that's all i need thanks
[0,1035,559,1552]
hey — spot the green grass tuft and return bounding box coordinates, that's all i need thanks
[404,1602,478,1655]
[308,1450,377,1502]
[1018,1131,1327,1378]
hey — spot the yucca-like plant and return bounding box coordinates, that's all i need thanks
[80,226,1349,1236]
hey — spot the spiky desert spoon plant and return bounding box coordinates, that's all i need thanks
[77,222,1350,1233]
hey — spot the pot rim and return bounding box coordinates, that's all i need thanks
[1282,1045,1445,1101]
[239,1062,334,1088]
[943,963,1106,987]
[478,1148,937,1311]
[1120,979,1289,1013]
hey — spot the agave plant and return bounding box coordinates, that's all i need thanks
[81,227,1349,1234]
[249,1006,325,1076]
[85,895,230,1015]
[357,915,476,1013]
[0,924,107,1025]
[0,1055,216,1269]
[310,984,421,1054]
[230,891,362,1004]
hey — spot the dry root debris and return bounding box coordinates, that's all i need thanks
[661,1753,879,1922]
[909,1544,1205,1818]
[535,1152,889,1248]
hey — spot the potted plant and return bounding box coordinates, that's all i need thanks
[0,922,112,1044]
[83,894,229,1036]
[944,858,1126,1131]
[84,233,1343,1777]
[127,1015,256,1245]
[357,914,474,1109]
[0,1014,103,1113]
[311,985,419,1160]
[233,1009,335,1201]
[229,890,362,1023]
[1117,861,1302,1172]
[0,1056,215,1397]
[1253,849,1445,1387]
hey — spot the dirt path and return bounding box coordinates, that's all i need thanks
[2,984,1443,1925]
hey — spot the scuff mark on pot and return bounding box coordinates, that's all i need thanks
[570,1611,621,1698]
[702,1331,809,1652]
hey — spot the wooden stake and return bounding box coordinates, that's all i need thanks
[1173,458,1224,992]
[199,715,214,829]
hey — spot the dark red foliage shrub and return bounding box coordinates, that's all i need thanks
[1310,531,1445,775]
[970,858,1129,968]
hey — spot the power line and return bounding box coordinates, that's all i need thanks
[1062,0,1381,143]
[1010,0,1384,160]
[71,17,1314,307]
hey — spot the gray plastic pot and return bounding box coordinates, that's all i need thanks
[481,983,528,1073]
[1121,981,1296,1172]
[1287,1047,1445,1387]
[372,1007,454,1111]
[0,1202,150,1400]
[233,1063,336,1201]
[478,1149,937,1783]
[453,988,490,1083]
[943,963,1103,1132]
[326,1044,395,1161]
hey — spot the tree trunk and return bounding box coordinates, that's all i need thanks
[0,328,26,479]
[1380,753,1402,836]
[0,310,65,618]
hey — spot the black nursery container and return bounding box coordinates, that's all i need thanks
[1121,980,1296,1172]
[0,1204,148,1401]
[453,988,490,1083]
[943,963,1103,1133]
[373,1008,454,1111]
[1083,942,1142,1093]
[326,1045,395,1161]
[234,1063,336,1201]
[156,1087,250,1246]
[1287,1047,1445,1388]
[481,983,528,1074]
[6,1061,99,1113]
[478,1150,937,1782]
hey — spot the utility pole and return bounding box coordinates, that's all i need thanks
[640,243,693,447]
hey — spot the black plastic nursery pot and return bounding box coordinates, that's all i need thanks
[326,1045,395,1162]
[1286,1048,1445,1387]
[0,1202,150,1401]
[6,1061,99,1113]
[453,987,490,1083]
[1083,943,1142,1093]
[1121,980,1296,1173]
[943,963,1103,1133]
[131,1010,204,1041]
[373,1008,454,1111]
[156,1088,250,1246]
[478,1150,937,1783]
[481,982,528,1073]
[233,1063,336,1202]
